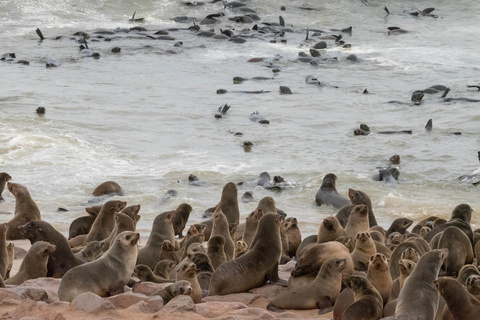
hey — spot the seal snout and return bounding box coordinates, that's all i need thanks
[130,232,140,245]
[17,224,27,236]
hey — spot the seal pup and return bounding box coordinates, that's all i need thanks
[74,240,104,262]
[5,242,14,279]
[367,253,392,305]
[210,208,234,261]
[208,213,285,295]
[172,203,192,238]
[91,181,123,197]
[134,264,174,284]
[458,265,480,285]
[267,258,346,313]
[345,204,369,238]
[58,231,140,302]
[315,173,351,209]
[342,275,383,320]
[351,231,377,271]
[234,240,248,258]
[18,220,85,277]
[0,172,11,202]
[153,259,177,279]
[389,259,416,301]
[242,205,264,247]
[151,280,192,304]
[5,241,56,285]
[466,275,480,300]
[382,248,448,320]
[83,200,127,244]
[176,260,202,303]
[207,235,226,269]
[424,203,474,246]
[191,252,214,292]
[137,207,176,268]
[5,182,42,240]
[317,216,347,244]
[101,212,136,252]
[435,277,480,320]
[285,217,302,257]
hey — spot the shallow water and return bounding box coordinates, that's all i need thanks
[1,0,480,238]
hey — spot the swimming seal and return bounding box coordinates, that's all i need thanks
[58,231,139,302]
[208,213,285,295]
[91,181,124,197]
[315,173,351,209]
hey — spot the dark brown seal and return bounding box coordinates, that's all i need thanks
[267,258,346,313]
[386,218,412,237]
[153,259,177,279]
[18,220,85,277]
[151,280,192,304]
[58,231,139,302]
[5,182,42,240]
[207,235,226,270]
[285,217,302,257]
[208,213,285,295]
[172,203,192,238]
[433,226,474,276]
[134,264,174,283]
[315,173,351,209]
[342,275,383,320]
[83,200,126,244]
[435,277,480,320]
[348,188,377,227]
[91,181,123,197]
[5,241,56,285]
[0,172,12,202]
[317,216,347,244]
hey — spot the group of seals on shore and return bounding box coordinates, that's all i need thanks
[1,174,480,319]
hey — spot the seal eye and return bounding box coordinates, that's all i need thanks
[126,235,131,240]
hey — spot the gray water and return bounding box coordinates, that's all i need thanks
[1,0,480,239]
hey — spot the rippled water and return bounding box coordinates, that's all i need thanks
[1,0,480,238]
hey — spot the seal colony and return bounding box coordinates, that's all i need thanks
[1,176,480,319]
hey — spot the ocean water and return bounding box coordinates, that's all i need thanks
[1,0,480,239]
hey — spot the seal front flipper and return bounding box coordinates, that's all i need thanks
[425,119,433,131]
[441,87,450,98]
[317,298,334,315]
[35,28,45,40]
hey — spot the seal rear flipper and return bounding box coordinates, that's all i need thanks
[107,281,125,296]
[267,302,285,313]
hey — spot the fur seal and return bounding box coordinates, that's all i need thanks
[5,242,13,279]
[0,172,11,201]
[172,203,192,238]
[83,200,126,244]
[134,264,174,283]
[179,229,205,261]
[458,265,480,285]
[207,235,226,269]
[267,258,346,313]
[351,231,377,271]
[389,237,430,279]
[234,240,248,258]
[137,207,176,268]
[348,188,377,227]
[0,224,8,279]
[432,226,473,276]
[153,259,177,279]
[315,173,351,209]
[18,220,85,277]
[68,210,97,240]
[367,253,392,304]
[74,240,104,262]
[100,212,136,252]
[191,252,214,292]
[386,218,412,237]
[424,203,474,246]
[58,231,139,302]
[389,259,416,301]
[383,248,448,320]
[342,275,383,320]
[151,280,192,304]
[466,275,480,300]
[285,217,302,257]
[345,204,369,238]
[5,182,42,240]
[209,213,285,295]
[91,181,123,197]
[242,206,264,247]
[176,260,202,303]
[5,241,56,285]
[317,216,347,244]
[210,208,234,261]
[216,182,240,225]
[435,277,480,320]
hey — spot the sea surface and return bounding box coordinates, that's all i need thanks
[1,0,480,239]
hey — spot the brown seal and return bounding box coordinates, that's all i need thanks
[134,264,174,283]
[210,208,234,261]
[387,232,403,248]
[151,280,192,304]
[242,207,264,247]
[0,172,12,202]
[207,235,226,269]
[383,249,448,320]
[58,231,140,302]
[68,213,96,240]
[101,212,136,252]
[153,260,177,279]
[466,275,480,300]
[318,216,347,244]
[172,203,192,238]
[18,220,85,277]
[120,204,141,229]
[267,258,346,313]
[370,230,386,243]
[5,241,56,285]
[367,253,392,305]
[345,204,369,238]
[217,182,240,225]
[83,200,126,244]
[351,231,376,271]
[342,275,383,320]
[74,240,104,262]
[91,181,123,197]
[285,217,302,257]
[458,264,480,285]
[348,188,377,227]
[433,226,474,276]
[315,173,351,209]
[137,207,176,268]
[208,213,285,295]
[5,182,42,240]
[234,240,248,258]
[279,215,290,264]
[191,252,214,292]
[0,223,8,279]
[424,204,474,246]
[5,242,14,279]
[389,237,430,279]
[176,260,202,303]
[389,259,416,301]
[179,231,205,262]
[386,218,413,237]
[435,277,480,320]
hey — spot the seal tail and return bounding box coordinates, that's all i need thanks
[36,28,45,40]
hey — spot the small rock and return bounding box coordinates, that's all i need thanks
[0,289,21,303]
[125,301,156,314]
[71,292,115,313]
[157,295,195,315]
[195,301,247,318]
[9,287,48,302]
[203,293,264,305]
[106,292,149,309]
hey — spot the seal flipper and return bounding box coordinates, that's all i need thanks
[266,263,287,286]
[107,281,125,296]
[384,6,390,15]
[317,298,334,315]
[425,119,433,131]
[441,88,450,98]
[279,15,285,27]
[267,303,285,313]
[36,28,45,40]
